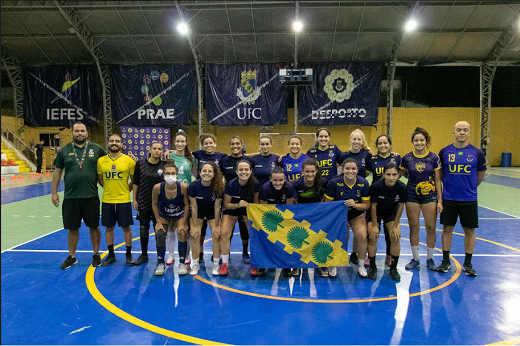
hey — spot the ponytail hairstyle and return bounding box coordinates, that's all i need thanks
[349,129,371,152]
[259,134,273,144]
[270,166,289,195]
[411,127,431,147]
[174,129,193,163]
[199,161,224,197]
[315,128,331,148]
[199,133,217,146]
[301,158,323,198]
[237,159,257,202]
[287,134,302,146]
[164,159,179,174]
[375,134,392,147]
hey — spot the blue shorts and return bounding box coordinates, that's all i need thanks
[102,202,134,227]
[407,194,437,205]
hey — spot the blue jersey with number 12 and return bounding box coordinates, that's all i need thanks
[279,153,308,183]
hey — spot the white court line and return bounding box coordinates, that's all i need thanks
[399,217,519,220]
[1,227,64,254]
[479,205,520,219]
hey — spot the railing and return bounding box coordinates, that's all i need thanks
[1,124,37,165]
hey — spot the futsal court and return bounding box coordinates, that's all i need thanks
[2,168,520,345]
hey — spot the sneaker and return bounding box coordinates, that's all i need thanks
[61,256,78,270]
[190,263,200,276]
[390,268,401,281]
[350,252,359,265]
[199,253,205,263]
[92,254,101,267]
[126,255,136,266]
[212,263,220,276]
[100,255,116,267]
[166,255,175,265]
[250,267,259,276]
[405,259,420,270]
[178,263,188,275]
[154,262,166,276]
[368,266,377,280]
[358,265,368,278]
[185,258,191,265]
[291,268,300,276]
[463,263,477,276]
[134,255,149,266]
[364,258,371,267]
[219,262,229,276]
[385,255,392,267]
[328,266,338,278]
[320,267,329,277]
[437,260,451,273]
[259,268,267,277]
[426,258,437,271]
[243,253,251,264]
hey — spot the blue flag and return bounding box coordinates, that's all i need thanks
[247,201,349,268]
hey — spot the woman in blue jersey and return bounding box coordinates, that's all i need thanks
[188,162,224,276]
[400,127,443,271]
[252,134,280,185]
[151,162,190,276]
[220,160,260,276]
[366,134,402,267]
[324,158,370,279]
[306,128,342,181]
[279,135,309,183]
[337,129,372,178]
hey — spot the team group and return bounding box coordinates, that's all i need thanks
[53,120,486,281]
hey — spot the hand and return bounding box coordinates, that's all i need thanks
[155,223,165,232]
[212,226,221,238]
[277,156,283,163]
[51,193,60,207]
[133,200,138,210]
[344,199,356,208]
[437,201,443,214]
[369,226,379,242]
[391,225,401,242]
[238,200,249,208]
[162,150,171,161]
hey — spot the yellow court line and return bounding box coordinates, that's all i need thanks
[487,336,520,345]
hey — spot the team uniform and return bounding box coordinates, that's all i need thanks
[192,150,227,172]
[220,155,254,182]
[279,153,309,183]
[134,159,167,228]
[306,145,342,181]
[368,153,402,183]
[158,182,186,221]
[252,153,280,185]
[439,144,486,229]
[223,177,260,217]
[337,149,372,178]
[188,179,222,220]
[97,154,136,227]
[293,176,326,204]
[371,179,408,225]
[259,181,297,204]
[169,152,197,184]
[325,175,370,221]
[400,151,440,204]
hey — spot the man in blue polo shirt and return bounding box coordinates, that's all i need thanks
[437,121,486,276]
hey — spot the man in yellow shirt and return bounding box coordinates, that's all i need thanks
[97,134,136,266]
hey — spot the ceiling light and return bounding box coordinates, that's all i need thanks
[177,22,189,35]
[293,20,303,32]
[405,18,418,32]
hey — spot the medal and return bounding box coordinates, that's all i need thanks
[73,141,88,170]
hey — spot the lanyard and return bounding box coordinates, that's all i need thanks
[72,141,88,169]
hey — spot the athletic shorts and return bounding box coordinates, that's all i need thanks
[62,196,100,230]
[102,202,134,227]
[407,193,438,204]
[223,207,247,218]
[137,208,157,228]
[440,200,479,229]
[197,208,215,221]
[377,214,397,226]
[348,208,365,221]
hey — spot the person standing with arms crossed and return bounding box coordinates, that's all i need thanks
[437,121,486,276]
[52,122,106,269]
[97,134,136,266]
[34,140,45,173]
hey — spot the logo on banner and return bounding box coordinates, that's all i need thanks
[324,69,355,103]
[44,72,86,121]
[51,73,80,103]
[237,70,261,105]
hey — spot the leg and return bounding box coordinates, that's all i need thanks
[200,218,208,258]
[68,229,80,257]
[105,226,115,248]
[367,220,379,280]
[421,202,438,270]
[386,221,402,281]
[122,225,135,265]
[405,202,421,269]
[208,219,221,275]
[238,217,250,264]
[219,214,237,276]
[190,219,202,262]
[100,226,116,266]
[89,227,101,255]
[350,215,368,278]
[154,226,167,276]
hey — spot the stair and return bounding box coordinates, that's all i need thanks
[1,141,31,173]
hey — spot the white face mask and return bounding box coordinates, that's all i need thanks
[164,175,177,185]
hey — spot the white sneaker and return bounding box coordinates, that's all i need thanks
[178,263,188,275]
[212,263,220,276]
[166,255,174,265]
[328,266,337,278]
[190,263,200,276]
[155,263,166,276]
[358,265,368,278]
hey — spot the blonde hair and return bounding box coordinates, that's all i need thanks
[349,129,371,152]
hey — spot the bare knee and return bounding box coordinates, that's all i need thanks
[443,226,455,234]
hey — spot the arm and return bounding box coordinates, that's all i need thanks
[180,184,190,231]
[128,174,134,192]
[260,199,268,204]
[151,184,164,231]
[224,194,247,209]
[389,202,405,242]
[286,197,295,204]
[97,173,104,187]
[132,184,139,210]
[434,170,443,213]
[189,196,200,230]
[477,171,485,186]
[214,198,222,228]
[51,168,63,207]
[253,192,259,204]
[369,202,379,242]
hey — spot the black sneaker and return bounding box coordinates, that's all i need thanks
[463,263,477,276]
[390,268,401,281]
[199,253,205,263]
[437,260,451,273]
[258,268,267,277]
[368,266,377,280]
[92,254,101,267]
[242,253,251,264]
[61,256,78,270]
[134,255,149,266]
[126,255,136,266]
[350,252,359,266]
[100,255,116,267]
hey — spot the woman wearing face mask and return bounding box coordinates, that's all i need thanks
[365,134,402,267]
[151,162,190,276]
[306,128,342,181]
[279,135,308,183]
[368,163,407,281]
[220,160,260,276]
[324,158,370,279]
[132,142,167,266]
[188,162,224,276]
[252,134,280,185]
[259,166,297,277]
[400,127,442,271]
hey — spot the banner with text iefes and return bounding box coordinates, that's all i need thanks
[111,64,197,126]
[22,66,101,127]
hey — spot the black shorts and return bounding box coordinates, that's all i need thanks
[407,193,437,204]
[223,207,247,218]
[348,208,365,221]
[377,214,397,226]
[197,208,215,221]
[440,200,479,229]
[137,208,157,228]
[102,202,134,227]
[62,196,100,230]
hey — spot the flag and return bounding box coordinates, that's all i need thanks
[247,201,349,268]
